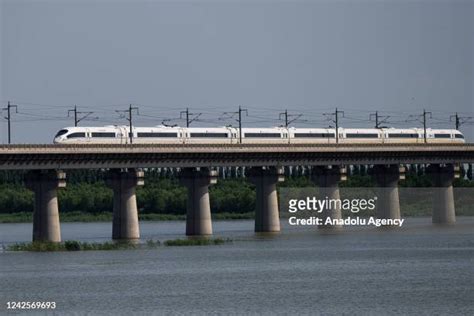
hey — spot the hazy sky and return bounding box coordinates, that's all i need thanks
[1,0,473,143]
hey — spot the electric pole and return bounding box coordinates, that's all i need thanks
[72,105,77,126]
[324,107,344,144]
[450,112,472,130]
[184,107,189,127]
[279,109,302,127]
[2,101,18,144]
[238,106,248,144]
[180,108,202,127]
[281,109,288,127]
[128,104,139,144]
[452,112,460,130]
[116,104,139,144]
[220,106,248,144]
[68,105,94,127]
[369,111,390,129]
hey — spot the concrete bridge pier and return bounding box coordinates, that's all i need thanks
[426,164,459,224]
[180,168,218,236]
[25,170,66,242]
[106,169,144,240]
[247,166,285,233]
[369,165,405,222]
[311,166,347,228]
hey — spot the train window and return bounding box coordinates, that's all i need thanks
[388,133,419,138]
[345,133,379,138]
[244,133,281,138]
[190,133,229,138]
[55,129,68,137]
[434,134,451,138]
[294,133,335,138]
[137,132,177,138]
[455,134,464,139]
[91,132,116,138]
[67,132,86,139]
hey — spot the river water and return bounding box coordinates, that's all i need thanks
[1,217,473,315]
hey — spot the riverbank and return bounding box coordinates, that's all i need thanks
[5,238,232,252]
[1,206,474,223]
[0,211,255,223]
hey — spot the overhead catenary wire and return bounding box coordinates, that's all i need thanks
[0,100,472,144]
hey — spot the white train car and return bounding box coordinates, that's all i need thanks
[53,126,466,145]
[381,128,465,144]
[240,127,289,144]
[182,127,235,144]
[382,128,422,144]
[132,126,184,144]
[54,126,126,144]
[287,127,336,144]
[338,128,382,144]
[422,128,465,144]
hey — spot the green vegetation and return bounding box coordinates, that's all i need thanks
[0,168,473,223]
[0,170,257,217]
[6,240,141,251]
[6,238,231,251]
[163,238,230,246]
[0,211,255,223]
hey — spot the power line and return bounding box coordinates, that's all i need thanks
[450,112,473,130]
[369,111,390,129]
[279,110,304,127]
[161,118,178,127]
[16,111,66,120]
[2,101,18,144]
[180,108,202,127]
[68,105,96,127]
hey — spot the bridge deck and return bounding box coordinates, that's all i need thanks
[1,143,473,152]
[1,143,473,169]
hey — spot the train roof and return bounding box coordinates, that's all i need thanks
[56,126,464,135]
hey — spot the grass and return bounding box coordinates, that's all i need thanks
[6,240,142,251]
[1,207,473,224]
[0,211,255,223]
[5,237,231,252]
[164,238,231,246]
[0,212,33,223]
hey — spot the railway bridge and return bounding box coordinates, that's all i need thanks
[1,143,474,242]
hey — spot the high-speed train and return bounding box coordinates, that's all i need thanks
[53,126,466,144]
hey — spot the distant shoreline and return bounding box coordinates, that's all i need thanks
[0,212,255,223]
[1,210,473,223]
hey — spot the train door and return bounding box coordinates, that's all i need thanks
[283,127,290,144]
[337,129,345,144]
[381,131,387,144]
[179,128,186,145]
[226,127,237,144]
[181,128,188,145]
[84,128,91,143]
[116,126,128,144]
